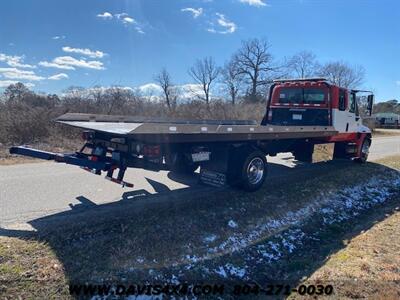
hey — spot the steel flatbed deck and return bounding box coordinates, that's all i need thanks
[56,113,338,143]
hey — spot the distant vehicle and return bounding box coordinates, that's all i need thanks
[10,78,374,192]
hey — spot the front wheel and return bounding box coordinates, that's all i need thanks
[354,138,371,163]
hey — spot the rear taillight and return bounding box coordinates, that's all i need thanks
[82,131,94,141]
[143,145,161,157]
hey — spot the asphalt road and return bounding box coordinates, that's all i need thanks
[1,135,399,227]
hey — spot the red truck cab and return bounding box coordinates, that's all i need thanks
[264,78,374,162]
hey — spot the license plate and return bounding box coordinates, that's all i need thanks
[192,152,210,162]
[292,114,302,120]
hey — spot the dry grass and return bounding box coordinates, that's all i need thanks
[372,128,400,137]
[292,210,400,300]
[0,137,81,165]
[0,238,70,299]
[313,143,334,162]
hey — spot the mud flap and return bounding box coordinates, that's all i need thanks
[198,145,229,187]
[200,169,227,187]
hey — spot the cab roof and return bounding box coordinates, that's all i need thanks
[273,77,327,83]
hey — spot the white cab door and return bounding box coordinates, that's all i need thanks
[347,92,361,133]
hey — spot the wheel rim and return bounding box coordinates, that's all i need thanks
[361,140,370,159]
[247,157,265,185]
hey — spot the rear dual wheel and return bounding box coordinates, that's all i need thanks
[229,149,267,192]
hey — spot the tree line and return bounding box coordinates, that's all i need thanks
[0,37,377,146]
[156,38,366,108]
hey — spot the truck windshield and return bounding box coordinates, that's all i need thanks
[278,88,326,104]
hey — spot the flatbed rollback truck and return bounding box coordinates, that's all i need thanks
[10,78,374,192]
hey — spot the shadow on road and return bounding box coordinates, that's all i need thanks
[1,159,396,298]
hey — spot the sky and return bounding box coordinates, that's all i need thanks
[0,0,399,102]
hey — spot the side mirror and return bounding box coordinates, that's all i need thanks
[367,94,374,116]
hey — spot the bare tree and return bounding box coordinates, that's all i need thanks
[221,60,244,105]
[318,61,365,89]
[232,38,275,102]
[3,82,31,103]
[105,86,128,115]
[286,51,320,78]
[188,56,220,105]
[154,68,175,110]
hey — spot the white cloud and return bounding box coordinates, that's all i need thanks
[38,61,75,70]
[239,0,267,7]
[0,67,44,81]
[53,56,104,70]
[97,12,144,34]
[61,86,134,98]
[62,46,105,58]
[208,13,237,34]
[137,83,163,94]
[25,83,35,88]
[39,56,105,70]
[122,17,135,24]
[179,83,204,99]
[52,35,66,40]
[115,13,128,19]
[0,80,19,87]
[181,8,204,18]
[0,53,36,69]
[135,27,145,34]
[396,80,400,86]
[97,12,113,19]
[48,73,69,80]
[135,83,209,102]
[115,13,135,24]
[0,80,35,88]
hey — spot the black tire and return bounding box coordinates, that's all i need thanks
[354,138,371,163]
[166,152,198,174]
[293,143,314,163]
[229,149,267,192]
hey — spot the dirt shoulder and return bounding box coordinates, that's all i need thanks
[0,156,399,299]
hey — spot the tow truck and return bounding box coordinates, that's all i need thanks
[10,78,374,191]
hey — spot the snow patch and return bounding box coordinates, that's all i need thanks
[185,255,200,263]
[136,257,145,264]
[204,234,217,243]
[228,220,238,228]
[225,264,246,278]
[210,174,400,258]
[320,176,400,225]
[214,266,227,278]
